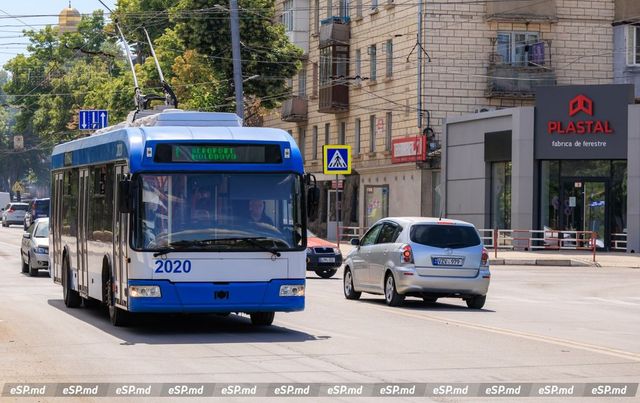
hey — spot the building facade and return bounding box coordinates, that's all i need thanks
[265,0,620,239]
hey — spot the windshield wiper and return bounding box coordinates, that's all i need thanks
[214,237,283,257]
[152,240,207,257]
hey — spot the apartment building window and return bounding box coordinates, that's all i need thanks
[325,123,331,146]
[385,39,393,77]
[627,26,640,65]
[312,62,318,97]
[356,0,363,17]
[326,0,332,18]
[314,0,320,34]
[298,66,307,97]
[312,125,318,159]
[369,115,376,152]
[354,118,361,155]
[339,0,349,18]
[371,0,378,10]
[385,112,392,151]
[339,121,346,144]
[298,128,306,161]
[369,44,377,81]
[283,0,294,31]
[496,32,541,67]
[355,49,361,79]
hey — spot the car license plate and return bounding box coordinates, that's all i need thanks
[319,257,336,263]
[432,257,464,266]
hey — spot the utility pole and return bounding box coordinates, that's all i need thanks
[417,0,423,129]
[230,0,244,121]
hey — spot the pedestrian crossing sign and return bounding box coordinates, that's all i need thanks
[323,145,351,175]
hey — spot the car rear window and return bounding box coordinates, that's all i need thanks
[35,201,49,215]
[410,224,481,249]
[11,204,28,211]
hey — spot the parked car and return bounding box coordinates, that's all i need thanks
[307,230,343,278]
[2,202,29,227]
[343,217,490,309]
[0,192,10,218]
[23,198,50,230]
[21,218,50,276]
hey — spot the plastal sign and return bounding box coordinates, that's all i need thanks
[534,85,634,159]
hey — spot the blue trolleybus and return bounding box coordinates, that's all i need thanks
[50,110,313,326]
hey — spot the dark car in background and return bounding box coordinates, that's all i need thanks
[23,198,50,230]
[307,230,343,278]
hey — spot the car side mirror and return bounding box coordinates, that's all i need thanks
[350,238,360,246]
[306,186,320,220]
[23,233,31,239]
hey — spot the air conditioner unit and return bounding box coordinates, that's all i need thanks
[474,106,497,113]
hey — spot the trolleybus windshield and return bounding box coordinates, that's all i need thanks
[133,172,303,252]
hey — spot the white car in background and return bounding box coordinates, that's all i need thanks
[2,202,29,227]
[21,218,50,277]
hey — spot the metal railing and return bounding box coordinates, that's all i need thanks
[339,226,368,242]
[479,229,597,262]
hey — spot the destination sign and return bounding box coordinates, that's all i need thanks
[154,144,283,164]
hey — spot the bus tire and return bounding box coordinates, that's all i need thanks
[250,312,275,326]
[62,256,81,308]
[105,273,130,327]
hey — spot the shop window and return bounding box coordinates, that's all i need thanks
[627,25,640,65]
[561,160,610,177]
[491,162,511,229]
[540,160,560,230]
[496,31,540,66]
[365,185,388,227]
[611,161,627,236]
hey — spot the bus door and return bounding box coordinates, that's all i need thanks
[77,168,89,296]
[52,172,64,284]
[113,165,129,308]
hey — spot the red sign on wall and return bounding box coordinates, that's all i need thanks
[391,136,426,164]
[547,94,613,135]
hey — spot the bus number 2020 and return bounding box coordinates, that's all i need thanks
[154,260,192,274]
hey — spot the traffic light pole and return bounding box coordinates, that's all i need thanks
[230,0,244,120]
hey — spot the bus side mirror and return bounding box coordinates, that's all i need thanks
[118,180,133,214]
[307,187,320,220]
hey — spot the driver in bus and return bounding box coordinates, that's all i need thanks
[248,199,274,226]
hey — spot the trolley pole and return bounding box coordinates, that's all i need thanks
[230,0,244,120]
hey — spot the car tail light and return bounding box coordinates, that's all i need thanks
[7,208,14,213]
[401,244,414,264]
[481,248,489,266]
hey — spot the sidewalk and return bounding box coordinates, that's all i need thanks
[336,243,640,268]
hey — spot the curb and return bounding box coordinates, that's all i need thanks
[490,259,596,267]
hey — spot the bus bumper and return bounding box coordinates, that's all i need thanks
[126,279,305,313]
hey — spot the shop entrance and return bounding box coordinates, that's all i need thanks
[560,179,608,249]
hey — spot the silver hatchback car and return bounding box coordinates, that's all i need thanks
[343,217,490,309]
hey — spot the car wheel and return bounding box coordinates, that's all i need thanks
[21,255,28,273]
[62,257,81,308]
[466,295,486,309]
[384,273,405,307]
[343,268,361,300]
[422,296,438,304]
[315,268,337,279]
[28,256,38,277]
[250,312,275,326]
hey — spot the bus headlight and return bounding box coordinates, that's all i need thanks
[129,285,162,298]
[279,285,305,297]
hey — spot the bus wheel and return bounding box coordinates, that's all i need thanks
[250,312,275,326]
[62,257,81,308]
[106,277,129,327]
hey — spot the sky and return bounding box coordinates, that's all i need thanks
[0,0,117,68]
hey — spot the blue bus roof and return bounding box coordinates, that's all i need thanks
[51,123,304,173]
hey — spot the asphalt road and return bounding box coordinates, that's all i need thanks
[0,224,638,401]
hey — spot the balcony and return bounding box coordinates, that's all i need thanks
[486,0,556,22]
[281,96,308,122]
[319,81,349,113]
[319,16,350,48]
[486,40,556,99]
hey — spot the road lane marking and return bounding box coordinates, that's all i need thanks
[369,305,640,362]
